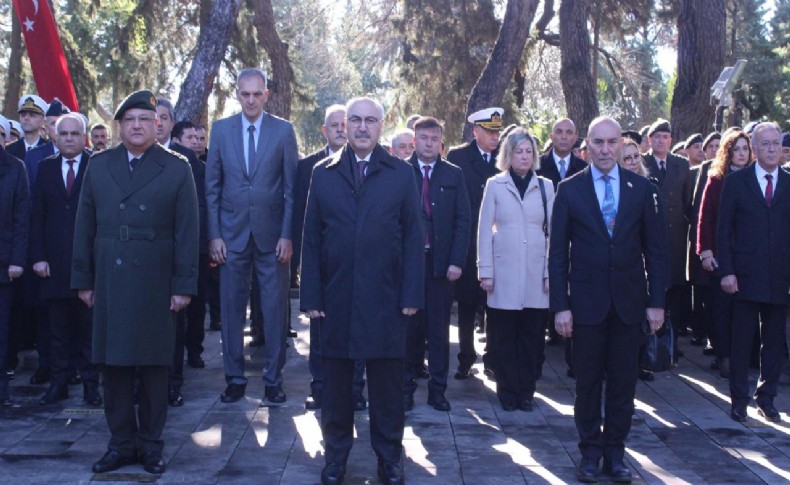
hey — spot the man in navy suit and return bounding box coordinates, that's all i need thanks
[31,113,101,406]
[550,116,668,483]
[717,122,790,424]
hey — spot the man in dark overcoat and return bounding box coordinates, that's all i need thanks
[300,97,424,485]
[446,108,502,379]
[0,144,29,406]
[717,122,790,424]
[643,119,692,340]
[31,113,101,406]
[71,90,199,475]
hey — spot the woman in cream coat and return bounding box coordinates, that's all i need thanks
[478,128,554,411]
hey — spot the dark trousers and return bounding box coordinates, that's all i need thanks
[250,272,264,337]
[405,252,454,395]
[573,306,642,461]
[322,357,403,466]
[710,279,735,359]
[0,285,11,395]
[307,318,365,397]
[690,284,713,343]
[207,264,221,326]
[48,298,97,387]
[488,307,547,406]
[185,254,209,357]
[103,365,168,457]
[729,300,787,408]
[666,284,687,335]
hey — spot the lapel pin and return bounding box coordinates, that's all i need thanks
[653,193,659,214]
[627,181,633,188]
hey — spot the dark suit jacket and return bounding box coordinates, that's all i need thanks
[24,141,56,193]
[644,151,692,285]
[446,140,498,300]
[687,160,712,285]
[537,150,587,191]
[716,164,790,304]
[293,146,331,268]
[549,166,669,326]
[30,150,90,298]
[5,136,46,162]
[300,144,424,359]
[409,154,471,278]
[0,146,30,284]
[170,142,208,255]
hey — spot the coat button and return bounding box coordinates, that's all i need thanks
[139,204,146,211]
[116,258,122,266]
[120,203,125,209]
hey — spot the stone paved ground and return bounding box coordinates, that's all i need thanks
[1,298,789,484]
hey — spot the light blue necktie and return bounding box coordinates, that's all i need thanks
[559,159,567,179]
[601,174,617,237]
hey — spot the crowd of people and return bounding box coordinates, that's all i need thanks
[0,66,789,485]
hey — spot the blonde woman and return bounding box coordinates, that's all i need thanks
[478,128,554,411]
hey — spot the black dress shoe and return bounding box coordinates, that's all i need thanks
[454,364,473,380]
[703,346,716,356]
[576,457,600,483]
[604,459,632,483]
[209,321,222,331]
[690,336,705,346]
[518,398,534,412]
[84,385,103,407]
[403,393,414,411]
[638,370,655,382]
[305,394,322,410]
[416,367,430,379]
[377,460,404,485]
[29,367,51,385]
[730,406,749,423]
[500,402,517,412]
[39,384,69,405]
[427,392,451,411]
[353,393,367,411]
[249,336,265,347]
[92,449,136,473]
[220,383,246,403]
[187,355,205,368]
[566,368,576,379]
[321,462,346,485]
[483,367,496,381]
[262,385,286,406]
[756,398,781,422]
[139,451,167,474]
[288,329,298,338]
[168,389,184,407]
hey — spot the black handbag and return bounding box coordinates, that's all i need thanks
[640,316,675,372]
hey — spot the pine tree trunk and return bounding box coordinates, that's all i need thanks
[174,0,243,123]
[559,0,598,135]
[670,0,726,141]
[251,0,293,119]
[3,14,23,119]
[462,0,540,141]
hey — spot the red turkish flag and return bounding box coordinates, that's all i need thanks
[12,0,80,111]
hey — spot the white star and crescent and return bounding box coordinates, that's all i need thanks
[24,18,35,31]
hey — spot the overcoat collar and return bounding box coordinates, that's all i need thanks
[108,144,165,201]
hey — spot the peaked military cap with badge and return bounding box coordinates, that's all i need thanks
[468,107,504,131]
[0,115,10,142]
[114,90,158,120]
[18,94,48,116]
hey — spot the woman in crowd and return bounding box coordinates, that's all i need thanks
[697,129,753,378]
[478,128,554,412]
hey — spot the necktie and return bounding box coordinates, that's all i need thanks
[659,160,666,179]
[247,125,256,173]
[483,153,489,163]
[601,174,617,237]
[129,157,140,172]
[423,165,432,245]
[765,174,773,207]
[357,160,367,183]
[65,160,76,195]
[27,146,32,152]
[559,159,567,179]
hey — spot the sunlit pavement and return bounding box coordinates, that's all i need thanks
[1,297,789,484]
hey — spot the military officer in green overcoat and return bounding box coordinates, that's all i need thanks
[71,90,199,475]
